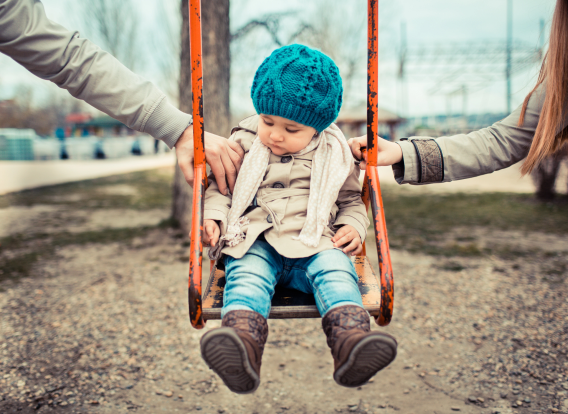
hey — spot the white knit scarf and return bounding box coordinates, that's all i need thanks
[217,123,353,251]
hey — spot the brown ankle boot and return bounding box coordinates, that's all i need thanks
[200,310,268,394]
[322,305,397,387]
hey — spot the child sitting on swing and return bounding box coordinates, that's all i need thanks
[201,44,397,394]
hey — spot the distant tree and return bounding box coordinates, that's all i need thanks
[228,0,393,110]
[0,85,79,135]
[151,0,182,103]
[79,0,142,71]
[294,0,367,109]
[230,11,311,46]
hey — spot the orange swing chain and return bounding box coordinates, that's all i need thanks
[366,0,394,326]
[188,0,206,329]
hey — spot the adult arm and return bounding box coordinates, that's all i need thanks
[0,0,189,147]
[349,83,563,184]
[0,0,244,192]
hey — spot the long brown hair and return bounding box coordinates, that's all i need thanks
[519,0,568,175]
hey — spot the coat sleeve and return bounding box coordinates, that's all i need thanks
[393,82,561,184]
[332,166,369,243]
[0,0,191,148]
[203,172,233,235]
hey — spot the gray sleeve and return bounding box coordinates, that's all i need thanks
[0,0,191,148]
[394,82,555,184]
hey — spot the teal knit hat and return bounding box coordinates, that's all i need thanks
[251,44,343,133]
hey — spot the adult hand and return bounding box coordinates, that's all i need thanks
[347,135,403,170]
[175,127,245,195]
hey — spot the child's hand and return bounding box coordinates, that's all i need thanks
[347,135,403,170]
[332,225,363,256]
[203,219,221,247]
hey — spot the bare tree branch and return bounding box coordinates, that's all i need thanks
[150,0,181,102]
[231,12,297,46]
[80,0,142,71]
[293,0,368,108]
[286,23,314,45]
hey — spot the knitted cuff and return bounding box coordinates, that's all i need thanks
[143,96,193,149]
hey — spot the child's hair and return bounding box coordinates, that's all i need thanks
[251,44,343,133]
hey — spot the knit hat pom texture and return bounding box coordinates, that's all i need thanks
[251,44,343,133]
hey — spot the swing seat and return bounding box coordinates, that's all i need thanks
[202,256,383,320]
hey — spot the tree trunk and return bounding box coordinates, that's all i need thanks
[172,0,231,233]
[531,154,563,201]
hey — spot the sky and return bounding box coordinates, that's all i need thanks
[0,0,557,119]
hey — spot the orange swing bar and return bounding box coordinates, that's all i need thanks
[187,0,206,329]
[187,0,394,329]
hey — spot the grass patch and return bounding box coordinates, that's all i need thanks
[158,217,181,229]
[542,260,567,284]
[1,227,155,250]
[0,167,180,286]
[437,261,468,272]
[0,226,157,284]
[379,188,568,258]
[382,189,568,236]
[544,260,567,276]
[0,251,43,284]
[0,169,173,210]
[2,168,567,285]
[422,242,485,257]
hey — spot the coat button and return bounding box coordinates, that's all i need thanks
[272,181,285,189]
[266,214,273,223]
[280,156,292,163]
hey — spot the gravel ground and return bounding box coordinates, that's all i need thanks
[1,226,567,414]
[1,173,567,414]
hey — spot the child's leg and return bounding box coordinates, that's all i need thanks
[201,239,281,394]
[285,248,362,315]
[222,238,282,318]
[286,249,397,388]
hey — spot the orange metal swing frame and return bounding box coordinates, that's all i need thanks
[187,0,393,330]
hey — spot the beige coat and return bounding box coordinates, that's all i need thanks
[204,115,369,260]
[0,0,190,148]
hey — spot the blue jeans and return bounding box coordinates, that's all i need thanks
[222,239,363,319]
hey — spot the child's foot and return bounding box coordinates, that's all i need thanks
[332,330,397,387]
[322,305,397,387]
[200,310,268,394]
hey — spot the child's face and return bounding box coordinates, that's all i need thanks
[258,114,317,155]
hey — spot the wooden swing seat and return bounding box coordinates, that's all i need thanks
[202,256,382,320]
